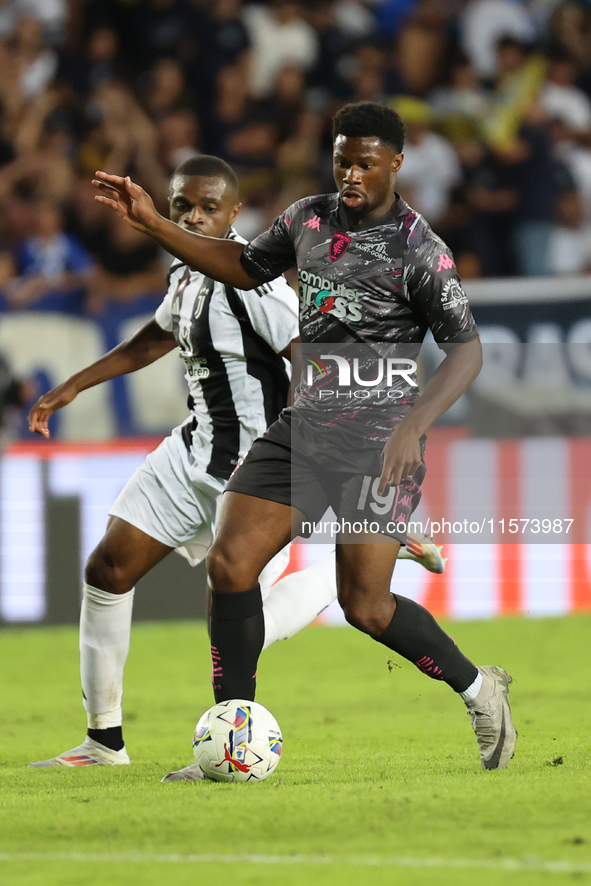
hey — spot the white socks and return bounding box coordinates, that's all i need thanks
[78,554,338,731]
[80,583,134,730]
[460,671,483,703]
[261,552,337,650]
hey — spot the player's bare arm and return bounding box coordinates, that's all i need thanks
[29,319,176,438]
[378,338,482,493]
[92,172,261,290]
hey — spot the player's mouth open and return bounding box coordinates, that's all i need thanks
[343,190,364,207]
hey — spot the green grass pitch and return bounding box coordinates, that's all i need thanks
[2,616,591,886]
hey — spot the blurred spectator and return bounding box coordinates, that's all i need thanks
[429,55,488,126]
[482,36,546,152]
[0,350,34,440]
[394,96,462,225]
[190,0,250,90]
[463,143,520,277]
[57,27,121,98]
[541,48,591,137]
[460,0,536,81]
[139,57,194,120]
[554,122,591,238]
[0,1,66,44]
[306,1,354,105]
[242,1,318,99]
[548,187,591,273]
[373,0,418,38]
[394,8,449,96]
[0,118,73,203]
[12,14,58,100]
[548,0,591,74]
[347,43,389,104]
[65,176,165,310]
[4,199,94,310]
[0,0,586,308]
[86,214,166,310]
[133,0,192,71]
[505,111,570,276]
[332,0,376,39]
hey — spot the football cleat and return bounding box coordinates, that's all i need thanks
[465,666,517,770]
[400,530,447,574]
[29,737,130,768]
[161,761,208,782]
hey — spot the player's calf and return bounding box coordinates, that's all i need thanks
[371,594,517,769]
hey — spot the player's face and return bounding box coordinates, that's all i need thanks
[168,175,241,238]
[333,135,403,222]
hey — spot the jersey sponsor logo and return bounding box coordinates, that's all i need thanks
[441,278,468,311]
[183,355,210,378]
[329,232,351,262]
[302,214,321,231]
[298,269,363,321]
[437,253,455,272]
[356,239,390,262]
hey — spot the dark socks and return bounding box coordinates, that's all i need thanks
[87,726,124,751]
[210,584,265,703]
[375,594,478,693]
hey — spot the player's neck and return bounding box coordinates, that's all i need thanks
[345,193,398,227]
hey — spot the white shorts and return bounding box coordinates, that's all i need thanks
[109,424,289,591]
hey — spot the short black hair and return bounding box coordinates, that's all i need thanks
[171,155,239,193]
[332,102,405,153]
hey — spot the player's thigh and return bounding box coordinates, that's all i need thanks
[86,516,174,593]
[208,492,302,591]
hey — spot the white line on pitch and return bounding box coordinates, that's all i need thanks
[0,853,590,873]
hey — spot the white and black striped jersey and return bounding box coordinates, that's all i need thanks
[155,231,299,480]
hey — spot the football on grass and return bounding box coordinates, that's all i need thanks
[192,699,283,782]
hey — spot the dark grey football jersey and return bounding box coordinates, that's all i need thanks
[241,193,478,345]
[241,193,479,440]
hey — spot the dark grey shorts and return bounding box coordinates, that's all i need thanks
[225,409,426,543]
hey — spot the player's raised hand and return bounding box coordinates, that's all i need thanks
[28,381,79,438]
[378,425,422,494]
[92,171,161,234]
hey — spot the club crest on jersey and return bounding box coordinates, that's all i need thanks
[329,232,351,262]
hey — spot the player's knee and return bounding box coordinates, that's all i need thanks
[85,547,133,596]
[206,542,252,593]
[340,591,392,636]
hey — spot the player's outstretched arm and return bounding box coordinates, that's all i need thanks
[92,172,261,290]
[378,338,482,492]
[29,319,176,438]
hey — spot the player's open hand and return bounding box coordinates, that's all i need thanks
[28,382,79,438]
[92,172,160,234]
[378,425,422,494]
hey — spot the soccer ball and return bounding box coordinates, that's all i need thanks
[192,699,283,782]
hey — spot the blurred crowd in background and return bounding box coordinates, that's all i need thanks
[0,0,590,318]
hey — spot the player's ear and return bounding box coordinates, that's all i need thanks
[229,202,242,226]
[392,152,403,174]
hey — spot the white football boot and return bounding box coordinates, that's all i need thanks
[29,737,130,768]
[465,666,517,770]
[161,762,208,782]
[400,530,447,574]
